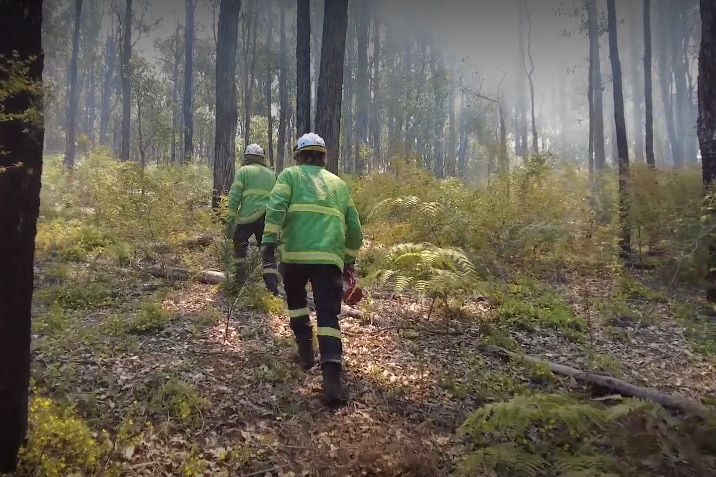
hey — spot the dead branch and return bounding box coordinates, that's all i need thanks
[144,265,364,318]
[480,344,709,416]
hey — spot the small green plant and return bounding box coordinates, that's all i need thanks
[149,378,207,428]
[126,298,174,334]
[37,282,115,310]
[17,397,110,477]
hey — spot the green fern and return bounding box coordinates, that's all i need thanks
[363,242,483,304]
[460,443,547,476]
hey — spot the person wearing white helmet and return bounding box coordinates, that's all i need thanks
[226,143,279,294]
[260,132,363,406]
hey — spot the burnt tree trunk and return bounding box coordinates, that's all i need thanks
[183,0,195,163]
[607,0,632,262]
[698,0,716,302]
[265,1,274,167]
[64,0,82,168]
[276,0,288,171]
[588,0,606,170]
[0,0,43,471]
[99,26,116,146]
[296,0,311,135]
[213,0,241,210]
[354,0,370,174]
[315,0,349,174]
[120,0,132,161]
[644,0,656,167]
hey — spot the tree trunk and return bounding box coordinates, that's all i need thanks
[86,59,97,145]
[370,6,382,169]
[64,0,83,168]
[265,1,274,168]
[644,0,656,167]
[588,0,606,170]
[183,0,195,163]
[277,0,288,172]
[99,23,116,147]
[698,0,716,303]
[296,0,311,135]
[521,1,538,155]
[447,55,457,177]
[607,0,632,262]
[171,23,181,163]
[628,1,645,163]
[354,1,370,174]
[213,0,241,210]
[457,90,468,177]
[656,1,679,166]
[120,0,132,162]
[315,0,349,174]
[672,2,688,166]
[0,1,43,471]
[241,0,259,148]
[587,0,595,178]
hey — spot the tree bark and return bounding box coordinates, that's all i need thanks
[315,0,349,174]
[213,0,241,210]
[120,0,132,162]
[644,0,656,167]
[354,0,370,174]
[628,1,645,163]
[588,0,606,170]
[0,0,43,471]
[296,0,311,135]
[607,0,632,263]
[183,0,195,163]
[276,0,288,172]
[99,26,116,147]
[370,5,382,169]
[265,1,274,168]
[64,0,83,168]
[171,23,181,164]
[521,1,538,155]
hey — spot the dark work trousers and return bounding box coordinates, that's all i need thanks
[232,216,279,294]
[280,263,343,364]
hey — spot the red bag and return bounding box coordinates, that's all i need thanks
[342,266,363,306]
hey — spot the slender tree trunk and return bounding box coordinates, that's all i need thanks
[588,0,606,170]
[315,0,349,174]
[628,1,645,163]
[656,1,679,166]
[370,6,381,169]
[241,1,259,147]
[171,23,181,163]
[120,0,132,161]
[588,25,595,179]
[644,0,656,167]
[87,61,96,145]
[354,1,370,174]
[607,0,631,262]
[265,2,274,167]
[183,0,195,163]
[213,0,241,210]
[296,0,311,135]
[64,0,83,168]
[521,1,538,155]
[99,26,115,146]
[277,0,288,171]
[0,1,43,471]
[698,0,716,304]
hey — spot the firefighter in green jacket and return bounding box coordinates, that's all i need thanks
[227,144,279,295]
[260,133,363,405]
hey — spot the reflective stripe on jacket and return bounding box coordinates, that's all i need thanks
[262,164,363,271]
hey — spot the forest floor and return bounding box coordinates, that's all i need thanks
[23,235,716,477]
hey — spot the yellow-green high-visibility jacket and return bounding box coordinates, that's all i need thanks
[262,164,363,271]
[227,162,277,225]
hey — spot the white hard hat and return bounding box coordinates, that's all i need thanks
[244,143,264,157]
[293,132,327,157]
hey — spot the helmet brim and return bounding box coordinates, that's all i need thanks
[293,145,327,158]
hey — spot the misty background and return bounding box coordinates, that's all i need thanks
[42,0,700,179]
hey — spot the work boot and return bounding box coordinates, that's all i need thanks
[321,362,345,406]
[295,338,315,370]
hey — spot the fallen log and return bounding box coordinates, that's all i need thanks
[145,266,364,318]
[481,344,709,416]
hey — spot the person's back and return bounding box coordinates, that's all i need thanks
[227,144,279,293]
[264,163,360,271]
[261,132,363,406]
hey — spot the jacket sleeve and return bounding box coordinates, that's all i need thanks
[262,170,292,244]
[343,192,363,263]
[227,168,244,223]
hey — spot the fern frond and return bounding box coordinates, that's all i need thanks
[462,443,547,476]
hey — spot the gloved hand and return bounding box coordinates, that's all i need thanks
[260,242,277,263]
